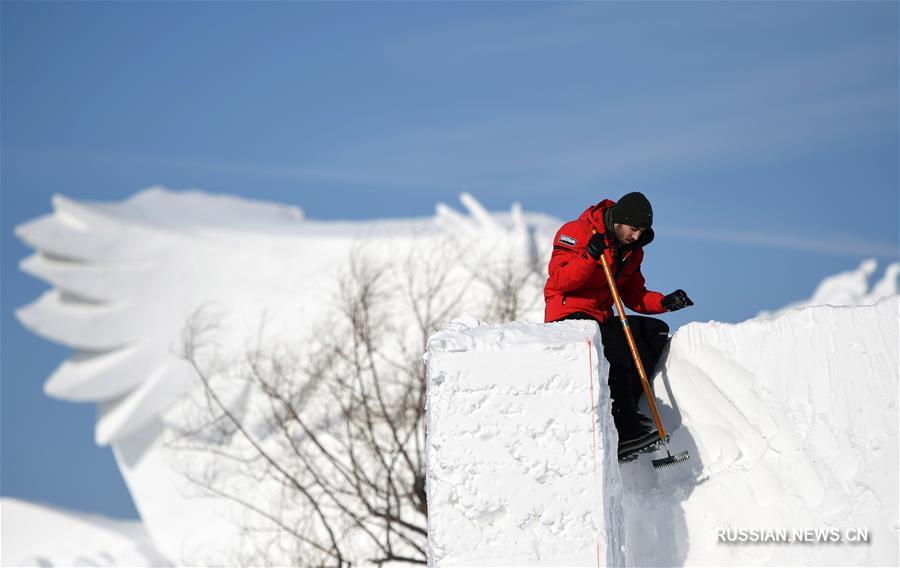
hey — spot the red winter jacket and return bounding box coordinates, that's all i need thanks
[544,199,666,324]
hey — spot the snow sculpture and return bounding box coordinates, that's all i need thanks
[14,186,555,565]
[13,186,898,566]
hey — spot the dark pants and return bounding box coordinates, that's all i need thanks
[557,312,670,433]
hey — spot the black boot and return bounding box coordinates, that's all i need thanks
[616,419,659,458]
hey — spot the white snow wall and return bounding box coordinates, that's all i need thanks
[637,296,899,567]
[424,319,628,567]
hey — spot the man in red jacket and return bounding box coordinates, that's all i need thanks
[544,192,693,456]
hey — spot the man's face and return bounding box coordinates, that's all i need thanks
[613,223,645,246]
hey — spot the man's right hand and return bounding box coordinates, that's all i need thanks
[586,233,607,260]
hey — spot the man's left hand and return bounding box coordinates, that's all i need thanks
[662,289,693,312]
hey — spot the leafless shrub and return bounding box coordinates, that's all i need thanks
[168,236,541,566]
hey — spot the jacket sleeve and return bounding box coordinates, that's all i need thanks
[620,255,666,314]
[545,223,597,293]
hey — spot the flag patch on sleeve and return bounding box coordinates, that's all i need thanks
[558,234,577,246]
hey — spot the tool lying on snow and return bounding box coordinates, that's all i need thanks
[596,236,690,469]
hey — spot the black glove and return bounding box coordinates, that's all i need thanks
[662,289,693,312]
[586,233,607,260]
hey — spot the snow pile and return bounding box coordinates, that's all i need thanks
[0,498,169,567]
[424,319,627,566]
[762,258,899,316]
[623,296,898,566]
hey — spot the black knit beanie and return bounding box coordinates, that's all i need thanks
[611,191,653,228]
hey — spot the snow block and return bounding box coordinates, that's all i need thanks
[424,319,627,567]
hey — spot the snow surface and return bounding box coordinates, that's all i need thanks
[11,186,899,566]
[425,319,626,566]
[623,296,898,566]
[0,498,168,567]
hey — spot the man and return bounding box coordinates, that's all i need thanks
[543,192,693,457]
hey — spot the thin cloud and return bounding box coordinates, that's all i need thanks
[657,225,898,260]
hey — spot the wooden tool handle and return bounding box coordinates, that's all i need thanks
[594,232,667,441]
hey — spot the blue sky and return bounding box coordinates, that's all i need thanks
[2,2,897,519]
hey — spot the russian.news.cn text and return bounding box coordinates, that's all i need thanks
[716,528,870,544]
